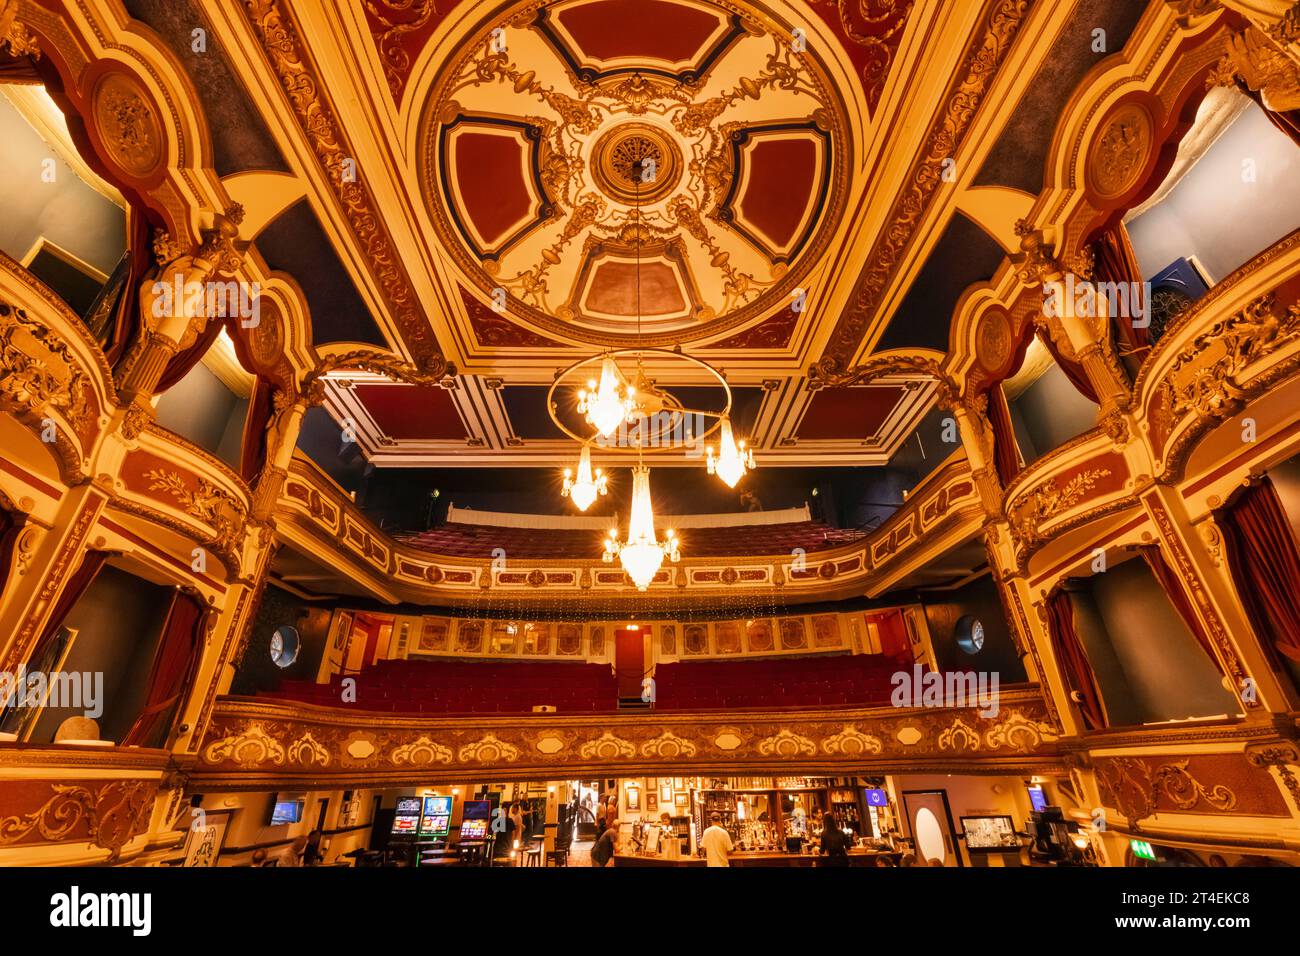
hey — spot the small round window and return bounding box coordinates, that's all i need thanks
[954,615,985,655]
[270,625,301,668]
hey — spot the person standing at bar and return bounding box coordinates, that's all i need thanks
[701,813,733,868]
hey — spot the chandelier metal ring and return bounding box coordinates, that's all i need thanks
[546,346,734,452]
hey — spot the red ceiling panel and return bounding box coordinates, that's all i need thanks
[351,384,468,441]
[796,386,906,440]
[554,0,726,64]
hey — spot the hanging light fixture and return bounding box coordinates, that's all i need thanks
[706,415,756,488]
[602,464,679,590]
[577,355,635,438]
[561,443,608,511]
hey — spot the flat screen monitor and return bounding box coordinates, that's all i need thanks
[270,799,303,825]
[391,797,422,835]
[961,815,1019,850]
[863,788,888,807]
[1027,785,1048,812]
[459,799,491,841]
[420,796,453,837]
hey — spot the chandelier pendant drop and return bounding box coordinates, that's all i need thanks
[706,415,757,488]
[561,444,608,512]
[577,355,636,438]
[602,464,679,590]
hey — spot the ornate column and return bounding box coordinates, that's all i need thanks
[0,483,109,672]
[115,210,245,408]
[1014,223,1133,419]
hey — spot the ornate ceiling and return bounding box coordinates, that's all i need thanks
[118,0,1144,467]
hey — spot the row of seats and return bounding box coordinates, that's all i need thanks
[395,519,862,560]
[257,652,914,715]
[651,653,912,711]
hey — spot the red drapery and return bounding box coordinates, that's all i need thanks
[240,376,278,484]
[1140,546,1224,673]
[0,506,21,595]
[104,209,156,369]
[1237,79,1300,148]
[123,590,209,748]
[1035,329,1099,402]
[19,549,108,671]
[1045,589,1107,730]
[155,318,225,393]
[986,384,1022,487]
[1219,476,1300,664]
[1092,222,1151,356]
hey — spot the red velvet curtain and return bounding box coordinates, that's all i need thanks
[986,384,1022,486]
[1237,79,1300,148]
[1092,222,1151,355]
[19,550,108,671]
[0,506,20,595]
[155,318,225,393]
[1219,476,1300,664]
[1045,590,1107,730]
[240,377,278,484]
[1035,329,1099,402]
[1140,546,1223,673]
[103,209,156,369]
[123,590,209,748]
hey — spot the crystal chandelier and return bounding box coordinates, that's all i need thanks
[602,464,679,590]
[707,415,756,488]
[561,444,608,511]
[547,157,759,586]
[577,355,635,437]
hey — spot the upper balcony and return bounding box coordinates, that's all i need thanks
[273,448,982,609]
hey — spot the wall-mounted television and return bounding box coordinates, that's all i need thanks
[863,788,889,807]
[270,798,304,825]
[1027,785,1048,812]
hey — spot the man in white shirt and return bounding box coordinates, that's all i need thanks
[700,813,733,867]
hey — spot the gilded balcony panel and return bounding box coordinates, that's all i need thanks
[278,452,982,609]
[1137,229,1300,485]
[0,745,173,865]
[1002,432,1135,570]
[191,687,1060,790]
[110,425,253,577]
[0,253,117,485]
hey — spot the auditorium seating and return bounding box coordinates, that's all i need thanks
[395,518,862,560]
[261,659,616,715]
[256,651,913,715]
[651,653,911,711]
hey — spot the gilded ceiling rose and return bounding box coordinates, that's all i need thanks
[419,0,849,347]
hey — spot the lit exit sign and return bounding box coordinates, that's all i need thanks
[1129,839,1156,860]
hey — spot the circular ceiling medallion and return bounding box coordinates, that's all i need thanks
[1086,100,1154,203]
[975,308,1012,371]
[418,0,851,347]
[92,71,164,179]
[591,122,683,203]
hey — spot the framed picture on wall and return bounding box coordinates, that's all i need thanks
[625,787,640,812]
[660,785,672,802]
[182,809,233,867]
[674,793,688,810]
[673,777,684,789]
[647,793,658,811]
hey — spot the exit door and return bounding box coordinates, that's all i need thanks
[902,790,963,867]
[614,628,644,700]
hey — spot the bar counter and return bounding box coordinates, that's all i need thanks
[614,849,897,867]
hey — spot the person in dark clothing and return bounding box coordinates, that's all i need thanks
[591,819,619,867]
[819,821,853,867]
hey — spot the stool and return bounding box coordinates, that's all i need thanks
[522,843,544,867]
